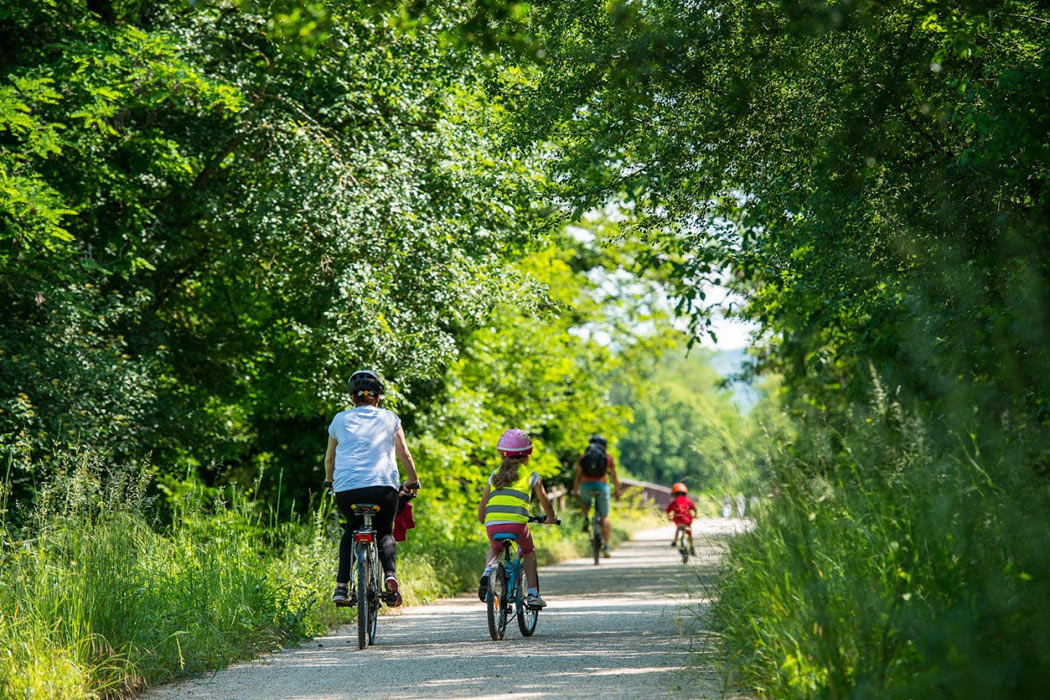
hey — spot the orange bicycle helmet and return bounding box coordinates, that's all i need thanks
[671,482,688,495]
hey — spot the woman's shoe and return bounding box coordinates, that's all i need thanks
[477,571,490,602]
[333,585,353,607]
[383,573,402,607]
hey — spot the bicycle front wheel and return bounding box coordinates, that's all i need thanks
[357,550,370,649]
[486,564,507,641]
[516,566,538,637]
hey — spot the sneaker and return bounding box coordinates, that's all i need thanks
[689,546,696,555]
[669,541,677,548]
[383,573,402,607]
[582,519,589,533]
[477,572,490,602]
[601,546,611,559]
[526,592,547,609]
[333,585,352,607]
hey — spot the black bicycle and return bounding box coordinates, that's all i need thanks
[346,485,418,649]
[590,506,603,565]
[486,514,559,641]
[347,503,383,649]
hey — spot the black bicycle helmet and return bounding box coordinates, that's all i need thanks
[348,369,385,396]
[589,434,607,447]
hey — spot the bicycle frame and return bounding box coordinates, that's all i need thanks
[501,539,524,613]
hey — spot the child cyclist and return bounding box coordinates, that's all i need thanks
[666,482,698,554]
[477,429,558,609]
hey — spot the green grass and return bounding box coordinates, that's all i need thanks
[0,460,338,699]
[0,460,661,699]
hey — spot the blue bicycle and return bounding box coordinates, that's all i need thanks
[486,514,559,641]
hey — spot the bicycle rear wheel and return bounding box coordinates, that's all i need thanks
[516,566,538,637]
[486,564,507,641]
[357,550,370,649]
[367,549,379,644]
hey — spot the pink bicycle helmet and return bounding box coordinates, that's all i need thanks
[496,429,533,457]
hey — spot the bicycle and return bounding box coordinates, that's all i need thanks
[346,485,418,650]
[346,503,383,649]
[676,524,691,564]
[590,506,603,565]
[486,514,560,641]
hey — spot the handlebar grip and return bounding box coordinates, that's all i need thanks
[402,482,421,491]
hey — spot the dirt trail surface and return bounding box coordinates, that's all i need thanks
[143,519,747,700]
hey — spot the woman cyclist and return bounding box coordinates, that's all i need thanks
[477,429,558,609]
[324,369,420,608]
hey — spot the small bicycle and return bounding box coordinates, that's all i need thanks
[347,485,417,650]
[676,524,691,564]
[486,514,560,641]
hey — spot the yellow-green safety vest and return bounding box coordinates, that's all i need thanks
[484,469,539,524]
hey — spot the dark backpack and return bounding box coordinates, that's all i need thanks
[580,443,607,478]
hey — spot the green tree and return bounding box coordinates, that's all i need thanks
[615,348,746,491]
[0,0,550,507]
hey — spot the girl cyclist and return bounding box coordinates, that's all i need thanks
[324,369,420,608]
[477,429,558,609]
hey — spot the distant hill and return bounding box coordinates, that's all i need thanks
[705,347,761,413]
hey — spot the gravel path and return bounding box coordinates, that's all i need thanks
[143,519,746,700]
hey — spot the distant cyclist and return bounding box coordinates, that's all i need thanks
[572,434,621,558]
[477,429,558,608]
[666,482,698,554]
[324,369,420,608]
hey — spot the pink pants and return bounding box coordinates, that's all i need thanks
[485,522,535,555]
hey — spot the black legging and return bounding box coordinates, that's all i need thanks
[336,486,399,583]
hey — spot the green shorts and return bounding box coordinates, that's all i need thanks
[579,481,611,517]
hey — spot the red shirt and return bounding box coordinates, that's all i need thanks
[666,495,696,525]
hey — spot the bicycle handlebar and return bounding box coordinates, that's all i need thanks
[528,515,561,525]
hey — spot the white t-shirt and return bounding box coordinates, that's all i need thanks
[328,406,401,492]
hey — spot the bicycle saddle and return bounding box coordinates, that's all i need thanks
[350,503,380,514]
[492,533,518,542]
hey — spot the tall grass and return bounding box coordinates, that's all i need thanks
[0,455,337,699]
[0,455,660,699]
[713,400,1050,698]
